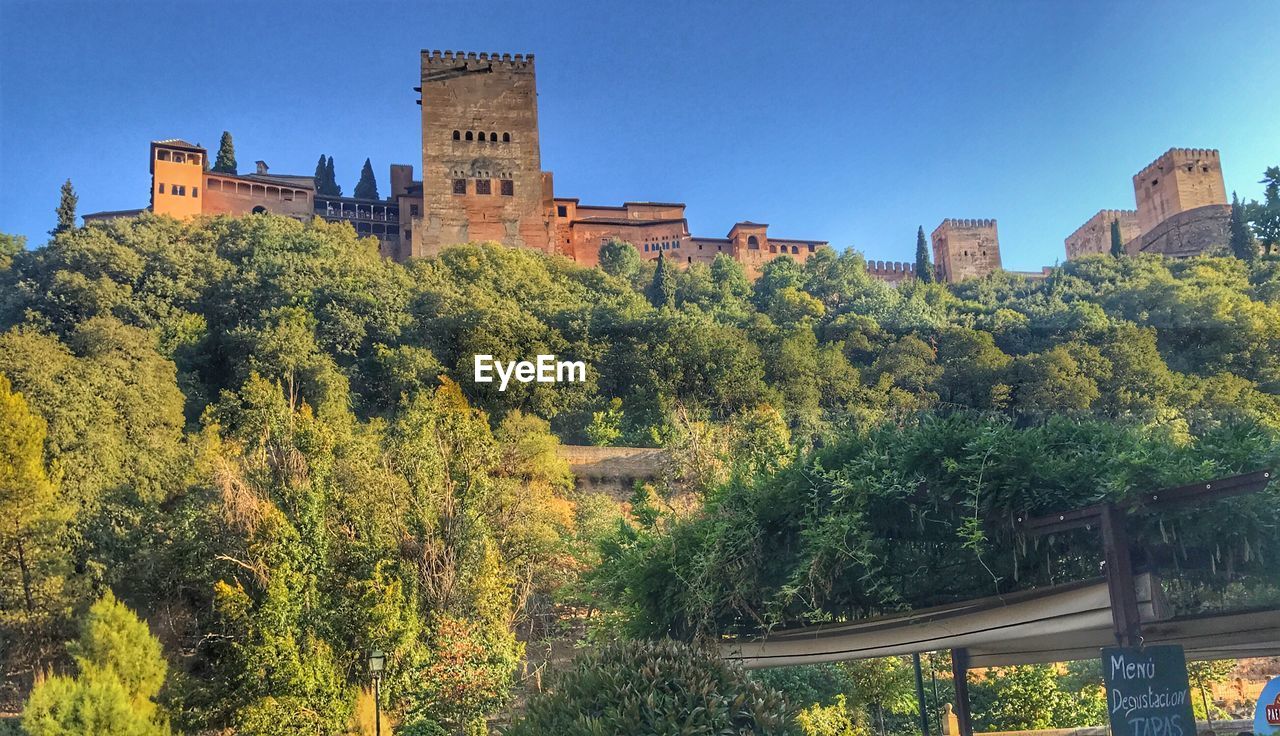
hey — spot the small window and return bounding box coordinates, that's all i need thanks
[465,131,474,141]
[158,183,165,193]
[769,245,777,253]
[557,205,567,217]
[500,179,513,196]
[252,205,267,215]
[157,150,170,161]
[1151,179,1158,186]
[791,245,799,254]
[490,132,498,142]
[475,179,491,195]
[410,203,420,216]
[453,130,461,140]
[475,131,484,141]
[807,244,815,252]
[502,132,511,142]
[192,187,199,197]
[453,178,466,194]
[747,235,760,250]
[404,228,411,239]
[174,184,186,196]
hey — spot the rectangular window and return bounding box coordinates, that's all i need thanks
[158,183,165,194]
[404,229,411,240]
[173,185,185,196]
[475,179,492,195]
[500,179,514,196]
[557,204,567,217]
[410,204,420,216]
[453,178,466,195]
[808,244,815,252]
[192,187,199,197]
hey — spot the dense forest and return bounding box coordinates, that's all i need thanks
[1,206,1279,734]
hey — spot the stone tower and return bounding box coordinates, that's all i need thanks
[931,219,1001,283]
[413,50,554,257]
[1132,148,1227,235]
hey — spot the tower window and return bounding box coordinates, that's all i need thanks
[465,131,474,141]
[158,183,165,193]
[475,179,491,195]
[792,245,799,254]
[502,132,511,142]
[192,187,199,197]
[410,203,420,216]
[453,130,461,140]
[157,150,170,161]
[1150,179,1158,186]
[808,244,815,252]
[557,205,567,217]
[769,245,776,253]
[500,179,513,196]
[747,235,760,250]
[475,131,484,141]
[453,178,466,194]
[490,132,498,142]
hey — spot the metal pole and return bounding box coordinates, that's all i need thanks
[951,648,974,736]
[914,652,931,736]
[374,676,381,736]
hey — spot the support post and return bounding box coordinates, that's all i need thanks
[1099,502,1142,647]
[951,648,974,736]
[914,652,930,736]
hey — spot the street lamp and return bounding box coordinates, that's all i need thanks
[369,648,385,736]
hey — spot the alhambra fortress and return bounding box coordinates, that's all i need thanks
[85,50,1234,283]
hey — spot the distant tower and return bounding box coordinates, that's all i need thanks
[414,50,554,257]
[1132,148,1227,235]
[150,139,206,219]
[931,219,1001,283]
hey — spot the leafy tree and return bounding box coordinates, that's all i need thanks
[914,226,934,283]
[586,397,624,446]
[1110,218,1124,257]
[1230,193,1257,261]
[354,158,379,200]
[844,657,916,736]
[1249,166,1280,256]
[796,694,866,736]
[50,179,77,237]
[646,251,676,308]
[597,238,643,284]
[506,639,795,735]
[21,591,170,736]
[212,131,237,174]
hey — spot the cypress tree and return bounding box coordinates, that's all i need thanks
[313,155,328,193]
[324,157,342,196]
[50,179,77,236]
[1109,218,1124,257]
[354,158,379,200]
[646,251,676,308]
[914,226,934,283]
[1229,192,1257,262]
[212,131,237,174]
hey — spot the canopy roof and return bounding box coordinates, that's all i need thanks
[720,573,1280,669]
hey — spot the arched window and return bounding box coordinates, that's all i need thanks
[489,132,498,142]
[792,245,799,254]
[465,131,474,141]
[502,132,511,142]
[475,131,484,141]
[453,130,461,140]
[747,235,760,250]
[769,245,777,253]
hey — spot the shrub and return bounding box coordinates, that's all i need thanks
[505,638,796,735]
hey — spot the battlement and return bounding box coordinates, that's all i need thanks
[1133,148,1220,182]
[866,260,916,275]
[1066,209,1136,242]
[937,218,996,230]
[422,49,535,70]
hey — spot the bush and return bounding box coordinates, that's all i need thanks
[504,639,796,735]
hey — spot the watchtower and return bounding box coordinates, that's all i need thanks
[1132,148,1226,235]
[415,50,553,257]
[931,219,1001,283]
[150,139,206,219]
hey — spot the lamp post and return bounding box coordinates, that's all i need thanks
[369,648,385,736]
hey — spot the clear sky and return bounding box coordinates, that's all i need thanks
[2,0,1277,270]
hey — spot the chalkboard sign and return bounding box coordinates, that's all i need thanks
[1101,645,1196,736]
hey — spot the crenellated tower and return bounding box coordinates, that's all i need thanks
[1132,148,1226,235]
[931,219,1001,283]
[413,50,554,257]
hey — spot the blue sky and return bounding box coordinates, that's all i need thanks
[2,0,1277,270]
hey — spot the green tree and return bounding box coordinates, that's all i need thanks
[313,154,328,193]
[1109,218,1124,257]
[844,657,916,736]
[586,397,624,446]
[50,179,78,237]
[1229,192,1258,261]
[646,251,676,308]
[914,226,934,283]
[598,238,643,283]
[354,158,379,200]
[22,591,170,736]
[0,374,73,678]
[324,156,341,196]
[212,131,237,174]
[1250,166,1280,256]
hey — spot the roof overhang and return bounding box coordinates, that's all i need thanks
[720,574,1280,669]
